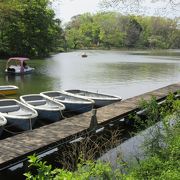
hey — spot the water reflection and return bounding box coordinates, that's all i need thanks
[0,60,55,97]
[0,50,180,99]
[95,63,179,83]
[5,74,28,83]
[46,50,180,97]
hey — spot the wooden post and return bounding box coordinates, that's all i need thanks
[89,109,98,130]
[29,119,32,131]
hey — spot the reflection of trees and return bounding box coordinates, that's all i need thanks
[1,73,55,97]
[5,74,25,83]
[0,59,61,96]
[90,62,180,83]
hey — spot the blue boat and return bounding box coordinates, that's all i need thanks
[20,94,65,122]
[66,89,122,108]
[40,91,94,114]
[0,99,38,130]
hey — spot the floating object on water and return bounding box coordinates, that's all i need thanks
[81,52,88,58]
[5,57,35,74]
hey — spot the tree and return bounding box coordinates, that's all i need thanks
[94,12,125,48]
[0,0,22,56]
[64,11,179,50]
[0,0,64,57]
[124,16,142,47]
[100,0,180,10]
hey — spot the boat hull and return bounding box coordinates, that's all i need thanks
[82,55,87,58]
[60,101,93,114]
[93,99,121,108]
[6,117,37,131]
[66,90,122,108]
[0,85,19,95]
[36,109,64,122]
[0,127,3,136]
[0,89,18,95]
[5,69,34,75]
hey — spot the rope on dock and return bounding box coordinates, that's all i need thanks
[59,109,67,119]
[2,127,30,135]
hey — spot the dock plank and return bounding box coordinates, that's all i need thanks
[97,83,180,124]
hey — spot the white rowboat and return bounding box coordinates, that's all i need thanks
[66,89,122,108]
[40,91,94,114]
[20,94,65,122]
[0,99,38,130]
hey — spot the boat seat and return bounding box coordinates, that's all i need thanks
[0,105,20,113]
[8,110,32,116]
[27,99,46,106]
[54,96,65,100]
[78,92,85,96]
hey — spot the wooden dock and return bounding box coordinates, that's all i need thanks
[0,82,180,170]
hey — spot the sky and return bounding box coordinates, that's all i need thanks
[52,0,100,22]
[52,0,180,23]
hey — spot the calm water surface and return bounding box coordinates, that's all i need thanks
[0,50,180,99]
[1,50,179,179]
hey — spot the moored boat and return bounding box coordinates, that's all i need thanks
[40,91,94,114]
[0,99,38,130]
[0,85,19,96]
[0,114,7,136]
[20,94,65,122]
[66,89,122,108]
[5,57,35,75]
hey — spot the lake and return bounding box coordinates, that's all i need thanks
[0,50,180,99]
[0,49,180,179]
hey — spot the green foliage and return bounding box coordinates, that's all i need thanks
[127,121,180,180]
[0,0,63,57]
[65,12,180,50]
[160,92,176,117]
[24,154,123,179]
[124,16,142,48]
[132,93,179,131]
[1,3,179,56]
[127,94,180,179]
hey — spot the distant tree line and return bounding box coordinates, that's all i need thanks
[64,12,180,50]
[0,0,179,58]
